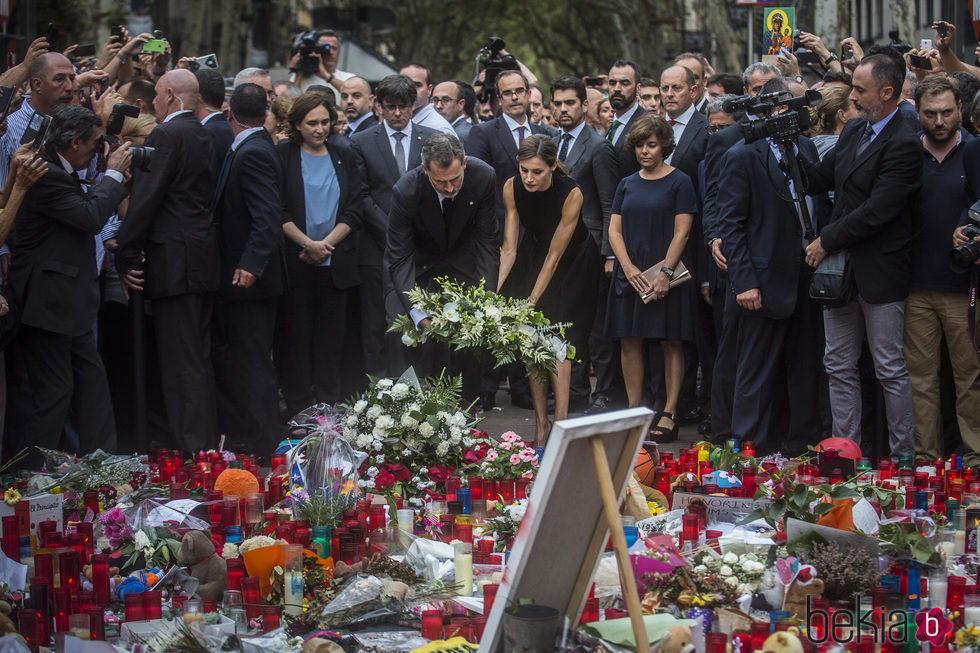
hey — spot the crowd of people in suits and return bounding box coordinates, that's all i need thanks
[2,20,980,468]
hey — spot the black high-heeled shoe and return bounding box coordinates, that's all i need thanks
[649,411,678,443]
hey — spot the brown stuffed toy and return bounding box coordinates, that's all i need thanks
[654,623,696,653]
[178,529,227,602]
[0,600,15,638]
[782,568,825,620]
[762,630,805,653]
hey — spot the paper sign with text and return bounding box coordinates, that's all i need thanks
[670,492,770,525]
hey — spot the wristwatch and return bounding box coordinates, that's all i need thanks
[792,75,803,84]
[326,72,334,83]
[660,267,674,278]
[823,53,838,66]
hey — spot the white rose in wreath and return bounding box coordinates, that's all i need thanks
[419,422,435,437]
[722,552,738,565]
[719,565,733,577]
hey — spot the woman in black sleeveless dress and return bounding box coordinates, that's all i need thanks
[498,134,598,444]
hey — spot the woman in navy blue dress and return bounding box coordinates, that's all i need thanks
[605,114,698,441]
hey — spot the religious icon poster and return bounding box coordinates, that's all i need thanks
[763,7,794,56]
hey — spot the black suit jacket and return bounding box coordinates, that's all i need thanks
[716,137,823,320]
[803,112,923,304]
[701,116,749,245]
[278,139,365,290]
[608,105,647,179]
[213,129,286,301]
[384,157,499,321]
[9,149,128,336]
[351,122,438,266]
[116,111,220,299]
[554,125,619,255]
[203,113,234,183]
[669,109,709,182]
[465,116,551,228]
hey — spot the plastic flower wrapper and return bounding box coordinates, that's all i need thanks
[31,448,148,496]
[110,497,210,569]
[286,404,364,528]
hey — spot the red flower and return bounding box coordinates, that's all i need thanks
[382,463,411,482]
[374,471,396,489]
[427,465,455,483]
[463,442,490,464]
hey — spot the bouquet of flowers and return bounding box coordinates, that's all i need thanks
[389,277,575,378]
[471,431,539,480]
[480,499,528,552]
[689,550,768,597]
[338,369,487,506]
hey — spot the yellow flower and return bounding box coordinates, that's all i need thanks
[3,488,21,506]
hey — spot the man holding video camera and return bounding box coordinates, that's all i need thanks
[289,30,352,103]
[802,54,922,456]
[7,105,131,465]
[115,69,220,453]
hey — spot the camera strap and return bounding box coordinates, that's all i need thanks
[971,273,980,355]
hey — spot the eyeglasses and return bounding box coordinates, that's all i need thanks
[432,96,460,105]
[382,102,412,112]
[499,88,527,99]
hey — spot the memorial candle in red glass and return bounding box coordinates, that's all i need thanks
[30,580,49,647]
[261,605,281,632]
[420,609,443,639]
[467,476,483,500]
[59,551,79,596]
[142,590,162,619]
[18,610,39,653]
[226,558,245,592]
[86,607,105,640]
[241,576,261,619]
[124,593,144,622]
[1,516,19,562]
[53,587,70,631]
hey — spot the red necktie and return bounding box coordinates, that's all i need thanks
[517,126,526,144]
[668,119,677,126]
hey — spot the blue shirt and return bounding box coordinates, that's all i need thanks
[301,149,341,267]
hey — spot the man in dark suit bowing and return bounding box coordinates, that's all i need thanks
[550,74,623,413]
[211,83,285,449]
[116,68,221,453]
[8,105,131,466]
[605,60,647,179]
[385,133,498,403]
[351,74,438,377]
[194,67,234,182]
[802,54,922,456]
[715,115,826,456]
[466,69,547,409]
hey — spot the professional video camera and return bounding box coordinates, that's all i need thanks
[98,103,154,172]
[291,31,331,74]
[722,89,822,144]
[952,201,980,268]
[474,36,519,103]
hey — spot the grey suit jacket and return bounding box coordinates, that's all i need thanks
[452,116,472,143]
[555,124,618,256]
[351,122,439,266]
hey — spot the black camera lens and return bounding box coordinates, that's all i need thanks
[130,145,154,171]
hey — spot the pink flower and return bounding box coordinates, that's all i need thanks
[499,441,512,450]
[502,431,520,443]
[509,454,522,465]
[486,449,498,462]
[522,470,535,479]
[520,449,534,462]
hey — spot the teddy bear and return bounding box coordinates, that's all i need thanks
[178,529,227,602]
[782,567,825,620]
[762,630,805,653]
[653,623,697,653]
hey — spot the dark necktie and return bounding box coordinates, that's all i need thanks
[344,125,353,137]
[854,122,875,158]
[517,126,526,145]
[393,132,407,175]
[606,119,622,143]
[441,196,454,244]
[558,133,572,162]
[668,119,677,126]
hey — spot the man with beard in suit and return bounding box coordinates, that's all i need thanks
[801,54,922,456]
[549,74,623,413]
[605,59,647,178]
[385,133,498,402]
[340,76,377,137]
[116,68,221,453]
[351,74,438,377]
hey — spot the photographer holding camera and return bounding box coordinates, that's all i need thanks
[6,105,131,466]
[902,76,980,466]
[288,30,352,104]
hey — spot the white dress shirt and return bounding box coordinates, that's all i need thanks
[502,113,532,149]
[664,103,697,165]
[608,102,640,147]
[412,103,457,136]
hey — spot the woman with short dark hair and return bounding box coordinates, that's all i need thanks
[276,91,364,412]
[606,114,697,442]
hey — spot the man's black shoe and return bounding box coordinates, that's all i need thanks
[583,395,611,415]
[480,392,496,411]
[697,414,712,436]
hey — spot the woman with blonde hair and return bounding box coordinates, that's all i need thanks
[810,84,857,160]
